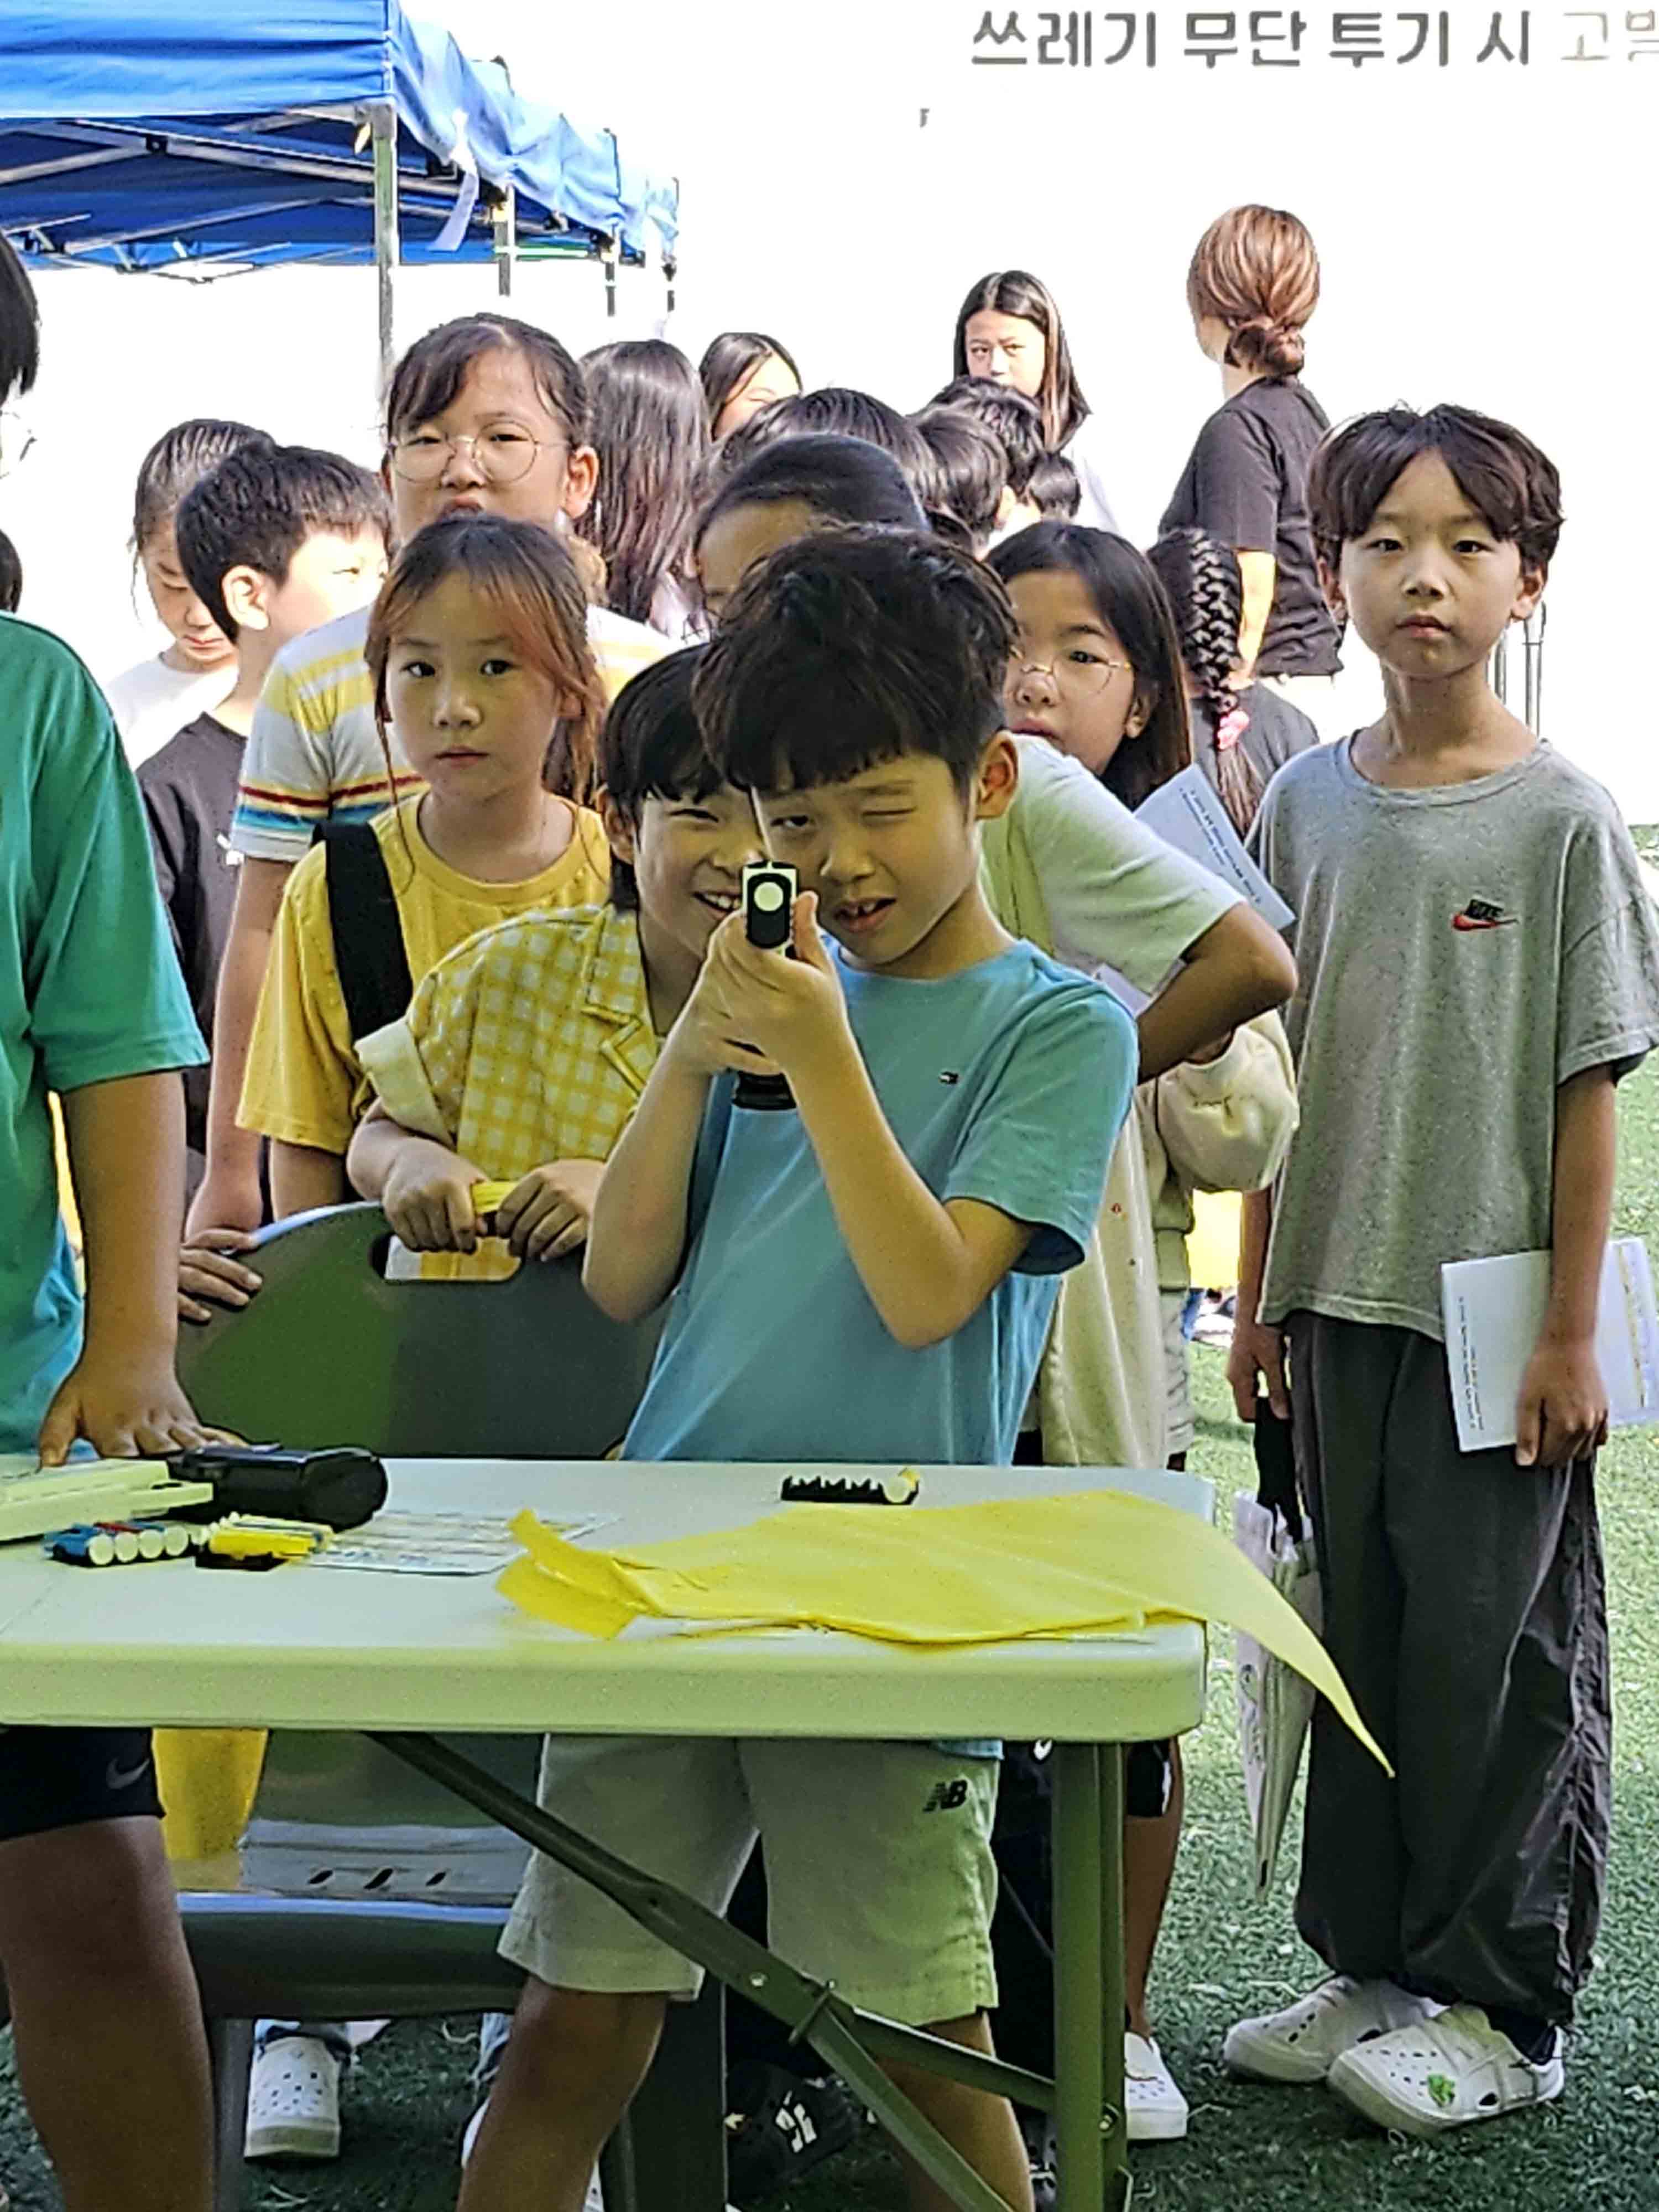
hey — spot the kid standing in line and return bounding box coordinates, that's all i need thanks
[236,513,609,1224]
[1226,405,1659,2136]
[145,443,389,1224]
[347,648,761,1266]
[463,529,1138,2212]
[0,233,218,2212]
[190,314,667,1242]
[103,419,272,765]
[925,378,1046,542]
[953,269,1119,531]
[988,520,1297,2138]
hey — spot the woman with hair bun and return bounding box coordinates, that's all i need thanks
[1160,206,1343,728]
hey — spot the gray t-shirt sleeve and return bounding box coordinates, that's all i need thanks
[1557,807,1659,1085]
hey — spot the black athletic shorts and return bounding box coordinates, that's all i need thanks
[0,1726,163,1843]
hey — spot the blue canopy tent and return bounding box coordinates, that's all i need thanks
[0,1,680,379]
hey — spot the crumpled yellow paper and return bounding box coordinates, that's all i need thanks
[498,1489,1387,1770]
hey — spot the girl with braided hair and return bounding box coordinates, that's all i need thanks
[1147,527,1318,839]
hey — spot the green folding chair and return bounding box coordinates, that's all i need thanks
[173,1204,721,2211]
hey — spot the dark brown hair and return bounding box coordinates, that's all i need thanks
[713,387,943,509]
[987,523,1192,811]
[0,234,38,408]
[925,377,1045,499]
[578,339,709,626]
[1186,206,1319,381]
[176,444,390,640]
[698,330,801,436]
[598,647,719,910]
[383,314,589,452]
[695,527,1016,799]
[1147,528,1262,837]
[367,512,603,804]
[131,419,272,555]
[1307,403,1563,575]
[952,270,1089,451]
[914,408,1008,544]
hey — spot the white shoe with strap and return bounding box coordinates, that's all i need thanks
[1327,2004,1563,2137]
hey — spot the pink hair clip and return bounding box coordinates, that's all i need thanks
[1216,705,1250,751]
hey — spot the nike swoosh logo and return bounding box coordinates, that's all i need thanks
[106,1756,153,1792]
[1452,914,1519,931]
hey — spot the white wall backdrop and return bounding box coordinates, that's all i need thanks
[7,3,1651,811]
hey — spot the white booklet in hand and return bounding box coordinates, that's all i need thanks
[1439,1238,1659,1453]
[1135,765,1295,933]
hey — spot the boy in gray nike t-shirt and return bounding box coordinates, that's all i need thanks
[1224,405,1659,2140]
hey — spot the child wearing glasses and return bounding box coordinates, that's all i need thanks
[985,520,1298,2142]
[187,315,668,1245]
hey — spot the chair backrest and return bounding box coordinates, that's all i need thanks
[177,1203,664,1458]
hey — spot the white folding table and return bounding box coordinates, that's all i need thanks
[0,1458,1210,2211]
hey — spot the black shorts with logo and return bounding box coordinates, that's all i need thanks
[0,1726,163,1843]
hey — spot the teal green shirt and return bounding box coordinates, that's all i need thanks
[1,615,205,1452]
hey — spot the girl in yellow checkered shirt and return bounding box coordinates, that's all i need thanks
[347,646,764,1266]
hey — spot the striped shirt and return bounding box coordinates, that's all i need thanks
[230,602,669,865]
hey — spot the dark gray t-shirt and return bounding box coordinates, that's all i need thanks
[1250,739,1659,1339]
[1190,683,1318,820]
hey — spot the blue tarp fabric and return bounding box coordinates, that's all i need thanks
[0,0,678,270]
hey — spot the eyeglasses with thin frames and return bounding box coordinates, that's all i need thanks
[1010,650,1134,701]
[389,429,564,486]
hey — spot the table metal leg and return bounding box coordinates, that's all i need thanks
[1051,1744,1130,2212]
[372,1730,1047,2212]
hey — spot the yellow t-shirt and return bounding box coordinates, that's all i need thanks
[239,796,611,1156]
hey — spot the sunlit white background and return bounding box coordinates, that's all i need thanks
[6,3,1651,812]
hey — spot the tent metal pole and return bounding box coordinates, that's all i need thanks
[370,101,399,395]
[494,186,515,298]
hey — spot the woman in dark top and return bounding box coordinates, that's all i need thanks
[1161,206,1343,732]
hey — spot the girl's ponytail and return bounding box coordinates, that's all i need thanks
[1147,528,1264,838]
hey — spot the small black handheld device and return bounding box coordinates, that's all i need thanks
[169,1444,388,1532]
[733,861,799,1112]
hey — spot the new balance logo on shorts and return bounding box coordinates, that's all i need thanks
[923,1778,970,1813]
[1452,897,1519,932]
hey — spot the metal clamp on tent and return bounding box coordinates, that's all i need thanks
[0,0,682,389]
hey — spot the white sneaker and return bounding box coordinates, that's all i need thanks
[1124,2032,1188,2141]
[244,2033,343,2159]
[1327,2004,1563,2137]
[1224,1975,1438,2085]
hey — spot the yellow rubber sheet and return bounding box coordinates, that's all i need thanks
[499,1488,1386,1769]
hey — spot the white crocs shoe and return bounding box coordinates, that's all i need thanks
[1224,1975,1438,2085]
[244,2032,343,2159]
[1327,2004,1563,2137]
[1124,2032,1189,2141]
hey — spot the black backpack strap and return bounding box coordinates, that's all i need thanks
[314,821,414,1041]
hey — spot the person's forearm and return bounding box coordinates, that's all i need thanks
[583,1046,711,1321]
[348,1110,417,1201]
[1544,1067,1616,1345]
[270,1140,348,1219]
[1236,550,1277,676]
[62,1073,187,1366]
[791,1026,1015,1350]
[194,859,289,1221]
[1238,1186,1274,1324]
[1136,905,1295,1081]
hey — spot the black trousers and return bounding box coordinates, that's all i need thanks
[1286,1312,1610,2025]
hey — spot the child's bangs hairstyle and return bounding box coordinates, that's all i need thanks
[693,527,1016,800]
[1306,404,1563,576]
[132,418,273,556]
[367,512,604,801]
[695,432,927,558]
[1147,528,1260,836]
[988,523,1192,811]
[382,312,589,452]
[951,270,1089,451]
[926,378,1045,499]
[714,387,943,508]
[914,409,1007,543]
[0,234,39,409]
[1186,206,1319,382]
[175,444,390,640]
[698,331,801,435]
[598,647,718,911]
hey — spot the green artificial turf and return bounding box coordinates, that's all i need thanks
[6,1067,1659,2209]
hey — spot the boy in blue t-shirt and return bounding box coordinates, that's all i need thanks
[461,530,1135,2212]
[0,236,218,2210]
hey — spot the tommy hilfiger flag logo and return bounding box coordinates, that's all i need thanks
[1452,898,1519,932]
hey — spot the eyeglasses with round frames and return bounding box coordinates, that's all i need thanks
[1009,650,1134,700]
[389,428,563,486]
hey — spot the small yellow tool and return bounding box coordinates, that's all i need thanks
[470,1180,515,1229]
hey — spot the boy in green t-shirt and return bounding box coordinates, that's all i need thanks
[0,235,218,2212]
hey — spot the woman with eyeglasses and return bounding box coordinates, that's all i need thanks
[186,313,670,1251]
